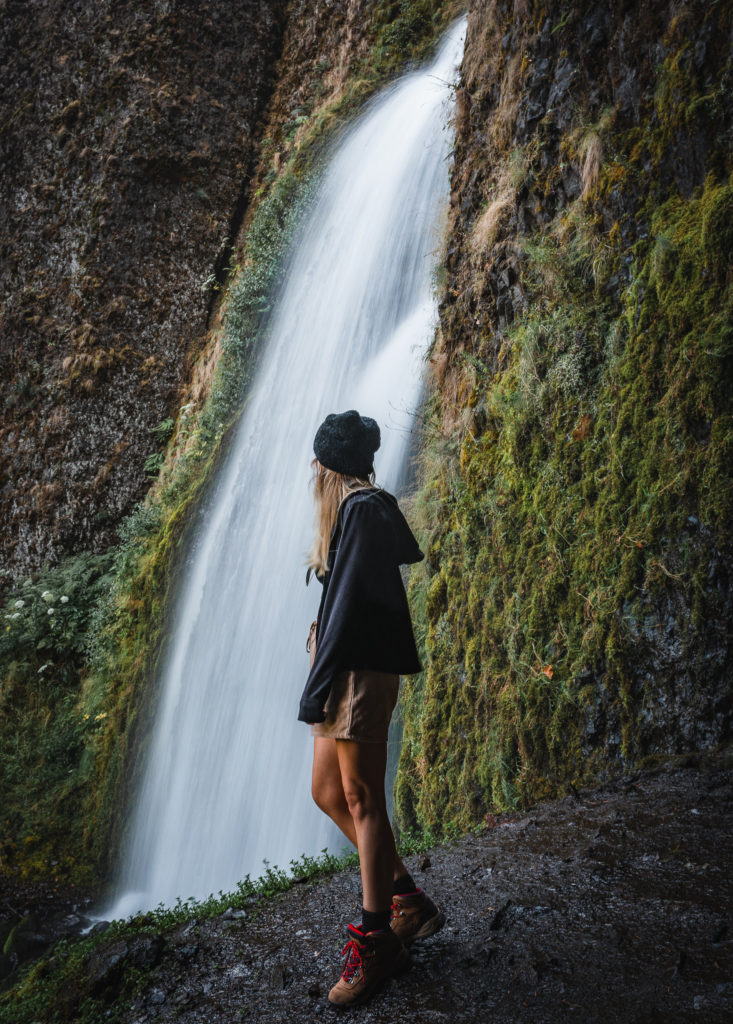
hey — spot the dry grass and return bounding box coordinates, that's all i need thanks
[188,329,224,411]
[563,109,613,199]
[472,185,517,252]
[471,147,528,254]
[455,87,470,138]
[580,132,604,198]
[429,330,465,436]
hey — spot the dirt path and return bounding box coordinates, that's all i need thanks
[85,758,732,1023]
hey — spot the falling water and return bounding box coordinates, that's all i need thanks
[108,18,465,918]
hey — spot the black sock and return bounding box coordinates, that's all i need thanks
[361,907,391,934]
[392,873,419,896]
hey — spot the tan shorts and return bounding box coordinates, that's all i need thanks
[310,668,400,743]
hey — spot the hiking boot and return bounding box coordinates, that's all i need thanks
[390,889,445,943]
[328,922,410,1007]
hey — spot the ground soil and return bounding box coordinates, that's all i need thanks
[79,757,733,1023]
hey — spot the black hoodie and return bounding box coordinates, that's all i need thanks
[297,488,424,724]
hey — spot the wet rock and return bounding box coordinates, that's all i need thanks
[582,9,611,50]
[561,165,582,201]
[221,907,247,921]
[87,935,165,999]
[547,57,577,109]
[88,941,129,996]
[129,936,165,969]
[693,38,707,70]
[3,914,49,963]
[0,0,287,582]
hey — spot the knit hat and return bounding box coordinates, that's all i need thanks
[313,410,381,478]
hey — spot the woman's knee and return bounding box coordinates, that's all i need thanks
[311,776,344,815]
[342,779,385,821]
[312,738,344,813]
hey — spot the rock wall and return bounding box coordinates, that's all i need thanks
[396,0,733,832]
[0,0,285,586]
[4,0,729,888]
[0,0,456,885]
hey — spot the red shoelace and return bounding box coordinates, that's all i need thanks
[340,937,372,983]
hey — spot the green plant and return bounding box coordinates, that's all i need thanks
[143,451,165,477]
[0,553,114,879]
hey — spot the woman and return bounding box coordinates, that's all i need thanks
[298,409,444,1008]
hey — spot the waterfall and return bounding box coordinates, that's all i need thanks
[108,18,465,918]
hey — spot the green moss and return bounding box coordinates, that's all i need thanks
[372,0,449,64]
[0,554,114,881]
[700,181,733,280]
[398,153,733,834]
[394,0,733,837]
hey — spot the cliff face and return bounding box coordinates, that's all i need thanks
[397,0,733,832]
[1,0,730,889]
[0,0,455,884]
[0,0,285,586]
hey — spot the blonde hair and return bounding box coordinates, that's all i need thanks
[308,459,376,577]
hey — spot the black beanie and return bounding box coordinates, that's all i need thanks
[313,410,381,478]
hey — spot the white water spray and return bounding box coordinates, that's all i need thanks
[108,19,465,918]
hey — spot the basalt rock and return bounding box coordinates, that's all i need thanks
[397,0,733,835]
[0,0,286,587]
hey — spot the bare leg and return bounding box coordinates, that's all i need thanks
[311,737,408,884]
[311,737,358,847]
[335,739,398,913]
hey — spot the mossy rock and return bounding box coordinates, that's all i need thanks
[701,179,733,280]
[2,915,47,962]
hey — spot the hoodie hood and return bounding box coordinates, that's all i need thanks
[340,488,424,566]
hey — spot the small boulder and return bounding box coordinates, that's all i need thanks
[221,907,247,921]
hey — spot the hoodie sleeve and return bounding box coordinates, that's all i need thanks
[297,497,391,723]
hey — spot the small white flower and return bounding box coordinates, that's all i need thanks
[14,599,25,609]
[47,607,55,615]
[60,595,69,604]
[41,590,54,602]
[38,664,49,674]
